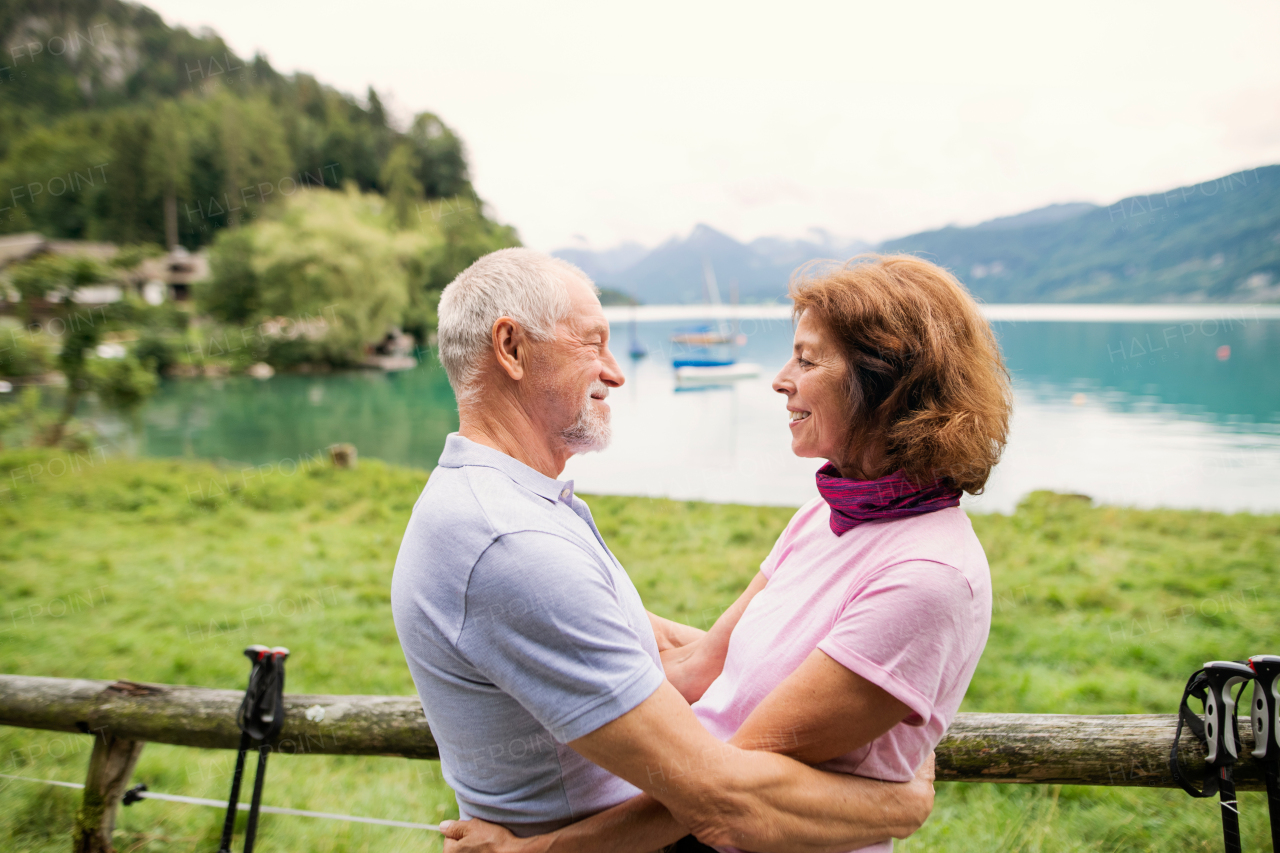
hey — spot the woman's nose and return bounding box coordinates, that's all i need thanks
[772,366,793,395]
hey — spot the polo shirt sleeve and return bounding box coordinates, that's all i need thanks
[457,531,665,744]
[817,560,981,727]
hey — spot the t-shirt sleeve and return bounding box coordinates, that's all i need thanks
[457,531,665,744]
[817,560,980,727]
[759,532,785,579]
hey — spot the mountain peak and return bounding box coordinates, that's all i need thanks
[972,202,1099,231]
[687,223,738,246]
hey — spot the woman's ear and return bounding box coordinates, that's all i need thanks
[492,317,525,381]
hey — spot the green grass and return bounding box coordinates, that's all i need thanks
[0,451,1275,852]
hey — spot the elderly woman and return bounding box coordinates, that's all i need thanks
[445,254,1012,853]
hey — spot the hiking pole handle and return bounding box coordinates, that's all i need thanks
[1203,661,1253,766]
[1249,655,1280,760]
[243,644,269,664]
[1250,655,1280,853]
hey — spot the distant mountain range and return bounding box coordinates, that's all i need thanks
[555,165,1280,304]
[556,228,869,304]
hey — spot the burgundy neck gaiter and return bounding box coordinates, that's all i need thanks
[815,463,962,536]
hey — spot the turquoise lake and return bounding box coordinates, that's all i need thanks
[118,309,1280,514]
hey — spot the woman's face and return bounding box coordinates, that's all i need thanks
[773,311,852,466]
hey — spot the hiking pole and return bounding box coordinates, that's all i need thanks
[218,645,270,853]
[1249,654,1280,851]
[1171,661,1254,853]
[1202,661,1254,853]
[217,645,289,853]
[241,646,288,853]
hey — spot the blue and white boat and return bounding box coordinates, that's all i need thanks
[671,261,760,384]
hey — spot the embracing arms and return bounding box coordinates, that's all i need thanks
[568,675,921,852]
[445,573,924,853]
[446,669,923,853]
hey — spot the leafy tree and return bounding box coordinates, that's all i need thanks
[43,308,101,446]
[199,228,260,325]
[89,353,158,410]
[407,112,471,199]
[133,333,178,374]
[146,101,191,248]
[201,187,421,364]
[380,142,424,229]
[199,185,521,362]
[366,86,388,129]
[216,94,292,228]
[0,328,52,377]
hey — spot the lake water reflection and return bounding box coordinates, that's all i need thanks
[134,311,1280,514]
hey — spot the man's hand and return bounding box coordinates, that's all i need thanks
[441,818,543,853]
[904,753,937,836]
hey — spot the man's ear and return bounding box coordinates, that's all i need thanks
[492,317,525,381]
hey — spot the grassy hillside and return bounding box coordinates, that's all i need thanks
[0,452,1275,851]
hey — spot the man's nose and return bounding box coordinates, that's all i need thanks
[601,346,625,388]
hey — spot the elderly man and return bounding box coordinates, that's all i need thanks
[391,248,932,852]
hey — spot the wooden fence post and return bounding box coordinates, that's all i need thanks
[72,731,145,853]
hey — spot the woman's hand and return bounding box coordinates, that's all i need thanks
[441,818,545,853]
[661,572,771,704]
[647,611,705,652]
[660,637,724,704]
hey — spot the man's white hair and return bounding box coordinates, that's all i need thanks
[437,248,593,405]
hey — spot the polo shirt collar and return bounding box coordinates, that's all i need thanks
[438,433,576,506]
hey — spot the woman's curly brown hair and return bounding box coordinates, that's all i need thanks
[789,254,1012,494]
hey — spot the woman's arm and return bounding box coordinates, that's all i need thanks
[661,571,768,703]
[729,648,911,763]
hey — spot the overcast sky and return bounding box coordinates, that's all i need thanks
[144,0,1280,252]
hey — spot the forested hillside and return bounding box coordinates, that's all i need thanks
[0,0,520,395]
[0,0,477,248]
[881,165,1280,303]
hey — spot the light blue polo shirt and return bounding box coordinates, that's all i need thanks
[391,434,664,834]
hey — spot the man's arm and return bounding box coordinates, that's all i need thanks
[567,680,927,853]
[443,761,934,853]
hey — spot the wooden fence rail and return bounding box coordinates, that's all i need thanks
[0,674,1267,852]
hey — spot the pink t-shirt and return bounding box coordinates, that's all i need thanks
[692,499,992,853]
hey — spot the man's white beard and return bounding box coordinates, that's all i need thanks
[562,380,612,453]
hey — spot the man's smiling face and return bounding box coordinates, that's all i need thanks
[530,274,625,455]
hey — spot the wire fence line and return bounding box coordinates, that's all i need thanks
[0,772,442,832]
